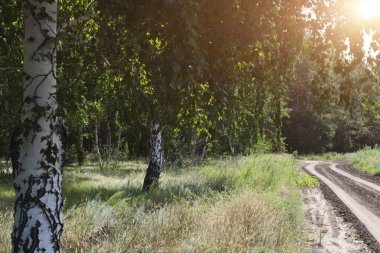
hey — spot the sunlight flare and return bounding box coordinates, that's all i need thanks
[358,0,380,20]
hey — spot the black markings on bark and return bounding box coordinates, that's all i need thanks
[13,1,63,252]
[11,119,65,252]
[143,125,164,191]
[29,220,41,252]
[12,173,63,252]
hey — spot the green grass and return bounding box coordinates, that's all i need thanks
[345,147,380,175]
[298,152,346,161]
[0,154,309,253]
[0,175,13,250]
[296,175,320,188]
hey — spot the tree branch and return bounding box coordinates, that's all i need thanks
[57,31,93,46]
[58,1,98,33]
[57,31,112,67]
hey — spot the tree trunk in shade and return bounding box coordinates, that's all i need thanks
[142,123,164,191]
[77,125,84,165]
[95,122,103,167]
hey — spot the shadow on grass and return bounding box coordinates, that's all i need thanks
[0,173,127,212]
[65,164,147,178]
[63,185,121,211]
[105,177,232,211]
[1,167,231,213]
[92,168,146,178]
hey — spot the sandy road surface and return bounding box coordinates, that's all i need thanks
[302,161,380,252]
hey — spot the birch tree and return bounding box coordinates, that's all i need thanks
[11,1,64,251]
[97,0,203,190]
[142,123,164,190]
[11,1,97,251]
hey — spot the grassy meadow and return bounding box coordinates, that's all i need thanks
[0,154,312,253]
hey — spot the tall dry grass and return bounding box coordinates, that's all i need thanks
[179,192,305,252]
[0,154,308,253]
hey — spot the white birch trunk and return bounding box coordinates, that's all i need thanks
[11,1,64,252]
[142,123,164,191]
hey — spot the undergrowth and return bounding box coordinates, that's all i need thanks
[298,152,345,161]
[296,175,320,188]
[0,154,309,253]
[345,147,380,175]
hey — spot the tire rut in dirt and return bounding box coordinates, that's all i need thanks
[316,165,380,218]
[303,163,380,252]
[336,161,380,186]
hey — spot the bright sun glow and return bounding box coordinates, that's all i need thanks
[359,0,380,20]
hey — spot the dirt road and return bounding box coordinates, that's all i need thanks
[303,161,380,252]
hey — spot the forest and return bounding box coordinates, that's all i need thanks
[2,0,380,252]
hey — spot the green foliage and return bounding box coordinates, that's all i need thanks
[296,175,320,188]
[2,0,380,164]
[299,152,345,161]
[9,0,379,163]
[346,147,380,175]
[0,0,22,158]
[283,39,380,154]
[199,154,303,193]
[250,138,274,154]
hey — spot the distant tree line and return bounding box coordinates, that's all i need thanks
[284,35,380,154]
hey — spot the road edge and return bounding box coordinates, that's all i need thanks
[301,162,380,252]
